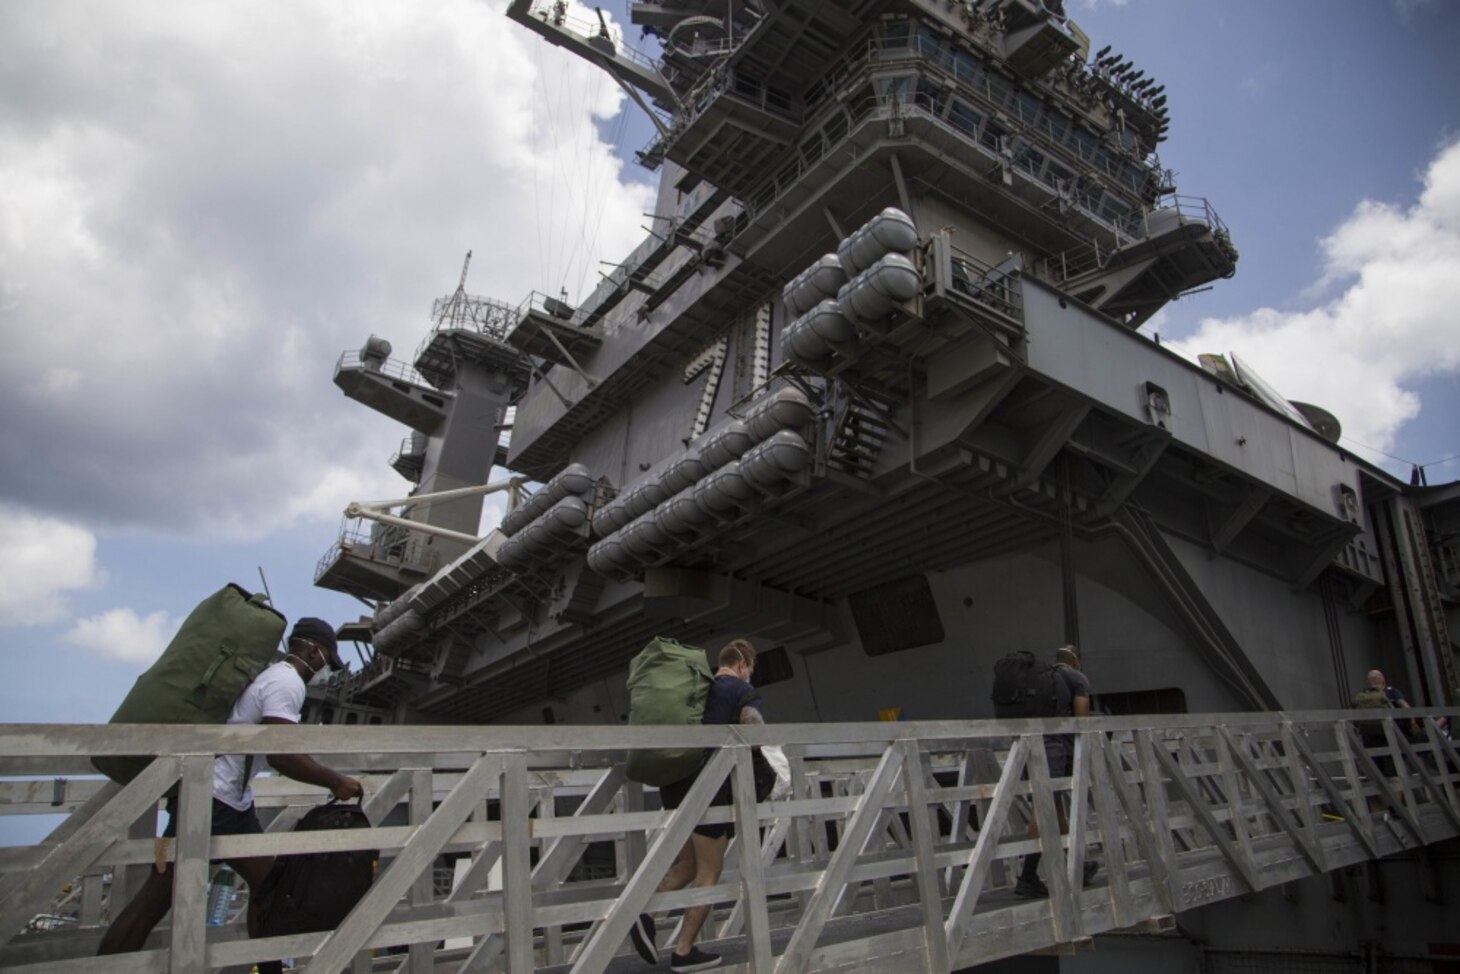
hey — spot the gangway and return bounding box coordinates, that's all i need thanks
[1,710,1457,973]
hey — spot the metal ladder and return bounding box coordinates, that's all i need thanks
[1,710,1457,973]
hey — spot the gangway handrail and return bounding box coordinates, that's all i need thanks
[1,709,1456,973]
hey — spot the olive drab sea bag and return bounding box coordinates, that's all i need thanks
[624,636,714,787]
[1352,687,1393,736]
[92,584,286,784]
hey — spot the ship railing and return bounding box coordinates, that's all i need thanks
[312,519,373,583]
[946,243,1024,320]
[514,0,660,77]
[1038,239,1110,283]
[410,292,523,376]
[640,59,796,166]
[513,290,589,330]
[332,349,428,388]
[388,432,426,468]
[2,710,1456,973]
[427,291,518,341]
[735,89,1148,263]
[797,24,1153,194]
[313,516,439,585]
[335,653,432,700]
[1146,192,1230,239]
[1038,192,1230,284]
[649,19,1156,206]
[667,34,736,61]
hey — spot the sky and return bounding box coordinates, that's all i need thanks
[0,0,1458,732]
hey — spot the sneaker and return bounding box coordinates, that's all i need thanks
[1014,875,1049,899]
[670,946,722,972]
[629,913,657,965]
[1082,861,1099,887]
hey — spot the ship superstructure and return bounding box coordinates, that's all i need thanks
[309,2,1459,960]
[317,0,1455,727]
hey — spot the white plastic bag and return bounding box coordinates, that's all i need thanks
[762,745,792,800]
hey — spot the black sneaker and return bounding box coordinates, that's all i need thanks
[670,946,722,972]
[629,913,657,964]
[1014,875,1049,899]
[1082,861,1099,887]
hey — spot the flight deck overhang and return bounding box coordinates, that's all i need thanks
[903,276,1380,587]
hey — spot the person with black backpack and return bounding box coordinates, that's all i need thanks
[98,618,365,955]
[992,644,1097,900]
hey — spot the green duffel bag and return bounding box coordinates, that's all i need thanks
[624,636,713,787]
[1352,686,1393,737]
[93,584,287,784]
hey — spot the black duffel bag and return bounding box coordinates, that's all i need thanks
[254,799,375,966]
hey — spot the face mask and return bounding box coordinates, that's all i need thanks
[290,649,334,687]
[307,650,335,687]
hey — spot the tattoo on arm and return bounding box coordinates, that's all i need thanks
[739,706,765,725]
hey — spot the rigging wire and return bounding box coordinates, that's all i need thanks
[577,95,632,300]
[529,13,628,303]
[531,41,549,283]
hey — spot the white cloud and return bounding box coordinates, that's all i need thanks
[1183,139,1460,458]
[0,507,102,626]
[62,608,180,665]
[0,0,652,539]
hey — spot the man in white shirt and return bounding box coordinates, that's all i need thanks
[99,617,365,954]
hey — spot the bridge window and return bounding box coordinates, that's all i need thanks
[1015,91,1041,126]
[985,71,1014,111]
[875,75,913,105]
[1043,112,1070,144]
[1100,193,1133,229]
[879,20,912,52]
[948,98,983,138]
[850,574,946,657]
[823,109,848,145]
[952,50,983,87]
[1091,687,1188,716]
[1016,145,1047,180]
[916,78,947,114]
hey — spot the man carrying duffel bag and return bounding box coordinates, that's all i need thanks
[98,617,365,955]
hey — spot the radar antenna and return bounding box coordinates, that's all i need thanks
[435,250,477,330]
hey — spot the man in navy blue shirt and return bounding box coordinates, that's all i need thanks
[633,639,762,973]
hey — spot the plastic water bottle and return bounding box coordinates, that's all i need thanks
[205,866,236,926]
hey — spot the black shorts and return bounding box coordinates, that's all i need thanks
[1020,740,1072,782]
[1043,741,1072,777]
[660,768,735,840]
[163,797,264,849]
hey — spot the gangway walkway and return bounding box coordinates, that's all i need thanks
[1,710,1457,973]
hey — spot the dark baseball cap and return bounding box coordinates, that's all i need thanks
[290,617,347,671]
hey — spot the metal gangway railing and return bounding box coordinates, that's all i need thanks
[1,710,1457,973]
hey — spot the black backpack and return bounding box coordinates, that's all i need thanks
[991,651,1066,718]
[255,800,375,940]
